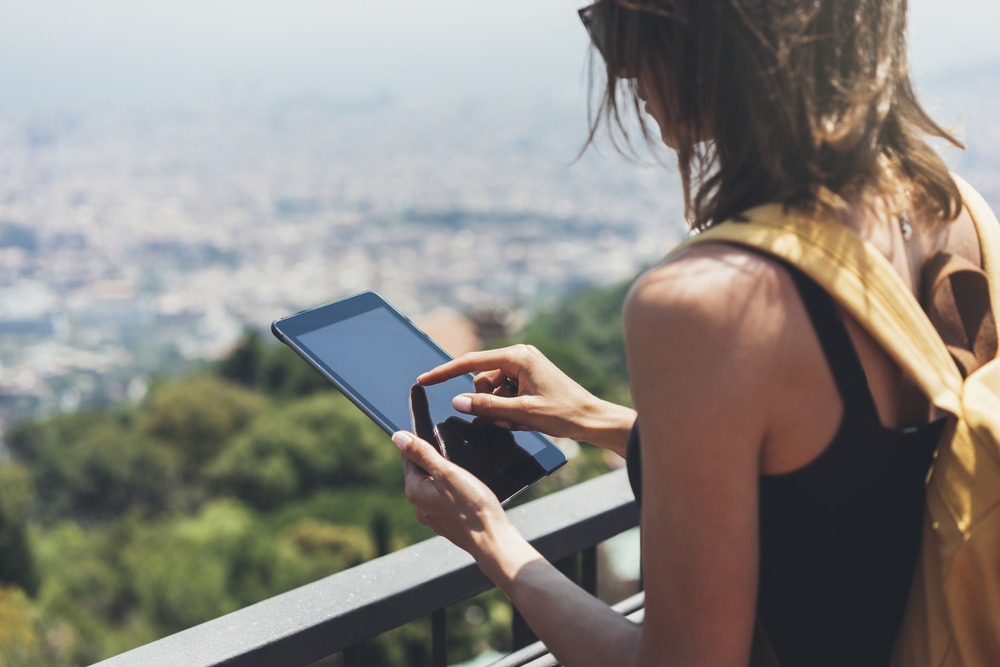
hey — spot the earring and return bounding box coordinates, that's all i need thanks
[900,210,913,241]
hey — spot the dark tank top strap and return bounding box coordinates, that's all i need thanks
[783,264,882,425]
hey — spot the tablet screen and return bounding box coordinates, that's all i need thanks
[273,292,567,504]
[296,306,544,455]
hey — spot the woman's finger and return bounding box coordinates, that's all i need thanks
[395,432,449,506]
[452,392,535,425]
[472,370,519,404]
[393,431,448,478]
[473,369,506,394]
[400,450,430,480]
[418,346,536,386]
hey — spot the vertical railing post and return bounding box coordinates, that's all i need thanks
[432,608,447,667]
[582,545,598,596]
[512,606,535,651]
[344,644,360,667]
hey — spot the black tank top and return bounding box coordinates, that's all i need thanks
[626,265,944,667]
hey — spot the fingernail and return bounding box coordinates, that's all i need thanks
[518,425,532,431]
[392,432,413,449]
[494,420,511,430]
[453,395,473,413]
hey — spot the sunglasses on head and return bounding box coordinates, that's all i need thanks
[578,3,612,62]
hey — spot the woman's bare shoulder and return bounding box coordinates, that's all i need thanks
[623,242,813,442]
[625,242,799,344]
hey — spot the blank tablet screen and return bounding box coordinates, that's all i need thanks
[297,306,543,456]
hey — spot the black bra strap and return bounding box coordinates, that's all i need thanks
[785,264,882,424]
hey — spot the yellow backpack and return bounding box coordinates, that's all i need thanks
[680,176,1000,667]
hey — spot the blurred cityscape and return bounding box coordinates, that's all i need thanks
[1,64,999,438]
[0,89,686,434]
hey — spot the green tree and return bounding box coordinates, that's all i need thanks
[0,584,39,667]
[217,328,263,387]
[140,375,267,470]
[204,416,310,509]
[270,488,433,553]
[6,412,118,465]
[283,519,375,576]
[0,463,38,596]
[207,393,397,510]
[6,415,181,523]
[31,517,152,665]
[44,426,180,521]
[123,501,255,632]
[218,331,332,397]
[121,501,375,635]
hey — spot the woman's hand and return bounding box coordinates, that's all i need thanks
[393,429,644,667]
[418,344,636,455]
[392,430,515,556]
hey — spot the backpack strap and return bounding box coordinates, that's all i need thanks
[671,189,996,417]
[953,174,1000,317]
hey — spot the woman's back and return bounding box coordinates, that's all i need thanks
[757,264,940,666]
[629,290,942,665]
[620,200,988,664]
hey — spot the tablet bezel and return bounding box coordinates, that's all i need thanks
[271,291,568,504]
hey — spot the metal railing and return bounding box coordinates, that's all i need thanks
[488,592,645,667]
[92,468,639,667]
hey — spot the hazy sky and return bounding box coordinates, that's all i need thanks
[0,0,998,107]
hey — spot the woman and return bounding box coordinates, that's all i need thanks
[391,1,989,665]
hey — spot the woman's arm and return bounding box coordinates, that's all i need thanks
[622,248,783,665]
[398,246,789,666]
[418,345,637,456]
[393,432,642,659]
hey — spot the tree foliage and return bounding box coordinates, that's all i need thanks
[140,375,268,469]
[0,464,38,596]
[206,393,397,510]
[8,414,181,523]
[218,330,331,397]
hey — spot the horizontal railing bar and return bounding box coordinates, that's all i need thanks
[524,654,559,667]
[92,468,638,667]
[485,591,645,667]
[610,590,646,618]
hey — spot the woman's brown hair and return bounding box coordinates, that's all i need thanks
[585,0,964,231]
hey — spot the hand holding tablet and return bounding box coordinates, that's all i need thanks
[271,292,567,505]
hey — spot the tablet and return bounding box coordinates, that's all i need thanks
[271,291,568,505]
